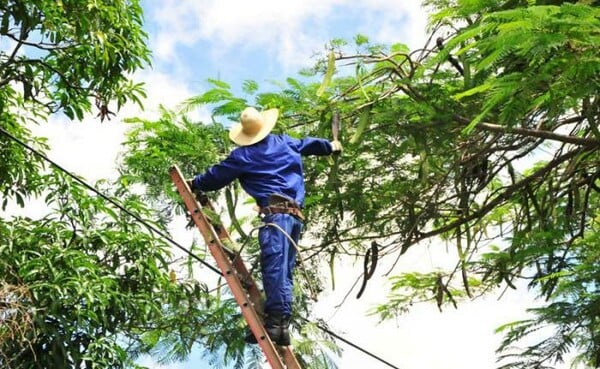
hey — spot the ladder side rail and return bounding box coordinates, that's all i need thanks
[281,347,302,368]
[201,198,304,369]
[195,198,265,312]
[169,166,286,369]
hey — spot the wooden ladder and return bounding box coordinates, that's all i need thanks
[169,165,302,369]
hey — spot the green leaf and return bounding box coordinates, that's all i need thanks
[349,108,371,144]
[316,50,336,97]
[453,82,492,100]
[241,80,258,94]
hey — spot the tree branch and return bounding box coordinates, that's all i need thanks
[476,121,600,147]
[417,147,586,244]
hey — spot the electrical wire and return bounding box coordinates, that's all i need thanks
[0,125,401,369]
[299,316,401,369]
[0,126,222,275]
[233,222,400,368]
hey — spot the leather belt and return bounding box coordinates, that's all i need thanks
[259,206,305,222]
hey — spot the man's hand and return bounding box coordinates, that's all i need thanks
[186,178,195,190]
[330,140,343,153]
[185,178,209,204]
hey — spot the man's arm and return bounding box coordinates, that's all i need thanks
[293,136,342,156]
[191,154,241,192]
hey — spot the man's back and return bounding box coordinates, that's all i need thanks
[193,133,333,208]
[233,134,305,207]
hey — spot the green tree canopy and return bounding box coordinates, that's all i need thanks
[2,0,598,368]
[0,2,234,368]
[120,1,600,368]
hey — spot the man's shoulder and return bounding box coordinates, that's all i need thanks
[230,136,275,156]
[273,133,299,143]
[265,133,295,145]
[228,145,252,161]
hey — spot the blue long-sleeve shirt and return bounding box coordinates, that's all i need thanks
[192,134,333,208]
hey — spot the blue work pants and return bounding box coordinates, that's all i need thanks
[259,213,302,316]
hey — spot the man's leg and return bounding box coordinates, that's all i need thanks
[280,215,302,345]
[245,214,292,344]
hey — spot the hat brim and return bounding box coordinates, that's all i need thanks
[229,108,278,146]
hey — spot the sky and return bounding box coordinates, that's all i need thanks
[27,1,569,369]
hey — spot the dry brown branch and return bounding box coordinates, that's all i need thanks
[0,282,36,369]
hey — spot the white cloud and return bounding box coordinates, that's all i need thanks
[194,1,335,43]
[135,69,211,121]
[311,248,544,369]
[28,69,203,183]
[341,0,429,48]
[147,0,428,73]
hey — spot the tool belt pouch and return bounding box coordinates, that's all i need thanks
[267,193,297,207]
[260,194,305,221]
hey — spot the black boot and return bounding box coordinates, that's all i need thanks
[244,313,283,344]
[278,315,291,346]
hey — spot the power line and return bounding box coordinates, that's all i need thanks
[0,125,401,369]
[300,317,401,369]
[0,126,221,275]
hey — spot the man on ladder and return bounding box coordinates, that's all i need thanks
[188,106,342,345]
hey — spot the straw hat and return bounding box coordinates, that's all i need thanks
[229,107,279,146]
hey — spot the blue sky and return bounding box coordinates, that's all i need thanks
[140,1,428,111]
[30,1,566,369]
